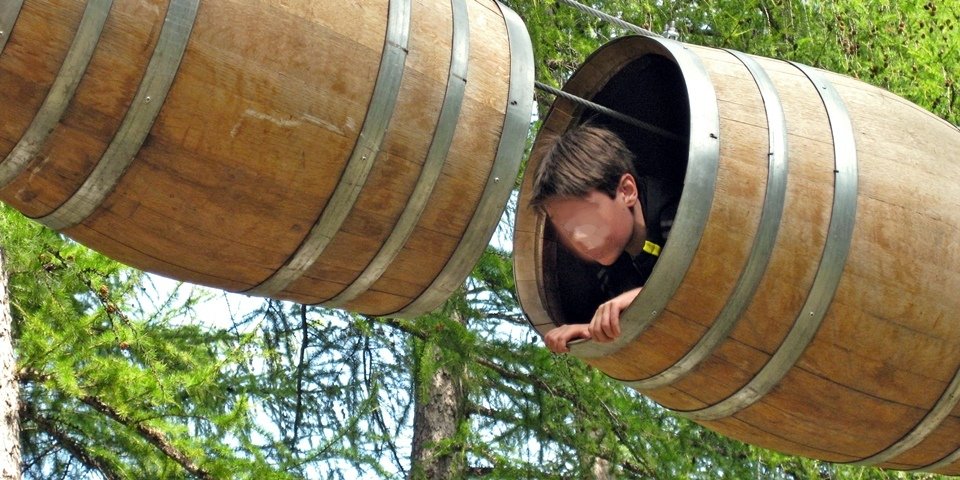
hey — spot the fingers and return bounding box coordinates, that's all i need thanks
[546,331,568,353]
[590,300,622,342]
[589,289,638,342]
[544,299,627,353]
[544,325,590,353]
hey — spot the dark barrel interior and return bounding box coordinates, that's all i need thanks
[545,53,691,325]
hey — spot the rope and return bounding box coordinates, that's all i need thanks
[534,81,684,143]
[555,0,660,38]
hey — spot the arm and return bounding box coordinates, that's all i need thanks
[589,287,642,343]
[544,323,591,354]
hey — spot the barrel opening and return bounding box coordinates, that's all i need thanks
[543,52,691,326]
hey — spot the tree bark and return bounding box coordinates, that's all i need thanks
[589,450,612,480]
[0,249,21,480]
[409,310,466,480]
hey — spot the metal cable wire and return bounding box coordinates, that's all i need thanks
[534,81,683,143]
[555,0,660,38]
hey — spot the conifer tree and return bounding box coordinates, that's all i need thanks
[1,249,20,479]
[1,1,956,478]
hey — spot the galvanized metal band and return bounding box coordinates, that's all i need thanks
[246,0,412,297]
[35,0,199,231]
[324,0,469,308]
[677,61,858,422]
[619,49,788,390]
[917,453,960,475]
[0,0,23,56]
[389,0,532,318]
[0,0,113,190]
[912,411,960,472]
[851,360,960,467]
[570,39,721,359]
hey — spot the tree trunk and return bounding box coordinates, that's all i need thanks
[578,424,612,479]
[0,249,21,479]
[409,310,466,480]
[590,454,612,480]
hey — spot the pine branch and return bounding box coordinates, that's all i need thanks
[379,316,656,477]
[466,466,495,476]
[24,407,123,480]
[79,395,214,479]
[364,338,407,477]
[290,304,309,449]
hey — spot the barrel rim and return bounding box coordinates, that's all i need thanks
[511,35,721,358]
[567,36,720,358]
[390,0,533,318]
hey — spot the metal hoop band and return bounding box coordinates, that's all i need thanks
[390,0,532,317]
[324,0,470,308]
[247,0,412,297]
[677,62,858,422]
[36,0,200,231]
[1,0,114,189]
[619,49,788,390]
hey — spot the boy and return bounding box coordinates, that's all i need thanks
[528,123,679,353]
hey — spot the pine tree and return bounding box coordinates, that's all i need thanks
[2,1,956,478]
[1,249,21,480]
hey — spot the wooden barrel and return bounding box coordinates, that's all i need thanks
[514,35,960,472]
[0,0,533,316]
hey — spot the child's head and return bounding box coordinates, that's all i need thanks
[529,124,642,266]
[529,124,638,211]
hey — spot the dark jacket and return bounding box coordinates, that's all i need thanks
[596,175,680,299]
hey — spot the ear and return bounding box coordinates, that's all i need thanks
[618,173,639,207]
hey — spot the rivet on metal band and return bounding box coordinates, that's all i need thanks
[618,49,788,390]
[850,359,960,467]
[570,37,720,359]
[0,0,114,190]
[323,0,469,308]
[246,0,412,298]
[35,0,200,231]
[389,0,532,318]
[676,62,858,422]
[0,0,23,56]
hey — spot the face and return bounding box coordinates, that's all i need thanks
[543,178,637,266]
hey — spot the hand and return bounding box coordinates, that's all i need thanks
[544,324,591,353]
[589,287,642,343]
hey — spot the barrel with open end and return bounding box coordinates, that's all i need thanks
[514,35,960,473]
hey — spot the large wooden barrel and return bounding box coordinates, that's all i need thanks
[514,35,960,472]
[0,0,533,316]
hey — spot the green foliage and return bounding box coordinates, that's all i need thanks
[3,205,284,479]
[4,1,957,478]
[497,0,957,478]
[505,0,958,125]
